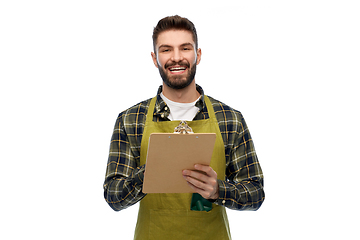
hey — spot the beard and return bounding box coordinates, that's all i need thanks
[158,61,197,90]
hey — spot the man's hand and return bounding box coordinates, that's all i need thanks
[182,164,219,200]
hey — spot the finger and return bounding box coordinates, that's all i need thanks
[186,180,216,199]
[194,164,217,179]
[186,175,217,196]
[186,167,218,192]
[185,175,207,190]
[184,169,210,183]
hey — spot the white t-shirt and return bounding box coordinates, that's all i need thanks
[160,93,200,121]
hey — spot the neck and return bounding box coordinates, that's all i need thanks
[162,80,200,103]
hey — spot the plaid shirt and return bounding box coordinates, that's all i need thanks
[104,85,265,211]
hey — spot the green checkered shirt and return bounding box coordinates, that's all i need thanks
[104,85,265,211]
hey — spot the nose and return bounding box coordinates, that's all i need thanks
[171,48,183,62]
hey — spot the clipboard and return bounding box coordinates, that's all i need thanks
[142,132,216,193]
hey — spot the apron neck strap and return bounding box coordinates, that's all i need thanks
[203,95,215,120]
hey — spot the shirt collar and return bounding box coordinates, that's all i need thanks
[154,84,206,118]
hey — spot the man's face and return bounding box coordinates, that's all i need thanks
[151,30,202,89]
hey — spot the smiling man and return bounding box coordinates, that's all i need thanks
[152,29,199,92]
[103,15,265,240]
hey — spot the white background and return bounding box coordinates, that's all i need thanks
[1,0,359,239]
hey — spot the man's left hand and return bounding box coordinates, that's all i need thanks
[182,164,219,200]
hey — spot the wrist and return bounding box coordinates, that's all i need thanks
[207,183,219,201]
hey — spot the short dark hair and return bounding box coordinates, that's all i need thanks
[152,15,198,53]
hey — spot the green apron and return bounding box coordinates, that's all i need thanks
[134,95,231,240]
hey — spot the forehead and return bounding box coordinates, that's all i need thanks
[156,30,195,48]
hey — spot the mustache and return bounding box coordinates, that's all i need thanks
[164,61,190,69]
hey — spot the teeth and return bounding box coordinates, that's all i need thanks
[169,67,186,71]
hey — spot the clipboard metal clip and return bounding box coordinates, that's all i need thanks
[174,121,194,134]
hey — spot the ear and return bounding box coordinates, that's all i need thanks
[196,48,202,65]
[151,52,158,68]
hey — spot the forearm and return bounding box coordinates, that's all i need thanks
[214,178,265,211]
[104,165,146,211]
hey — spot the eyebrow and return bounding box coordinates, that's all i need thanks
[158,42,194,49]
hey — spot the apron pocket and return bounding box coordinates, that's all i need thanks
[149,207,229,240]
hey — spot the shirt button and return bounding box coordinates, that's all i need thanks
[164,106,168,111]
[161,113,165,118]
[222,200,226,204]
